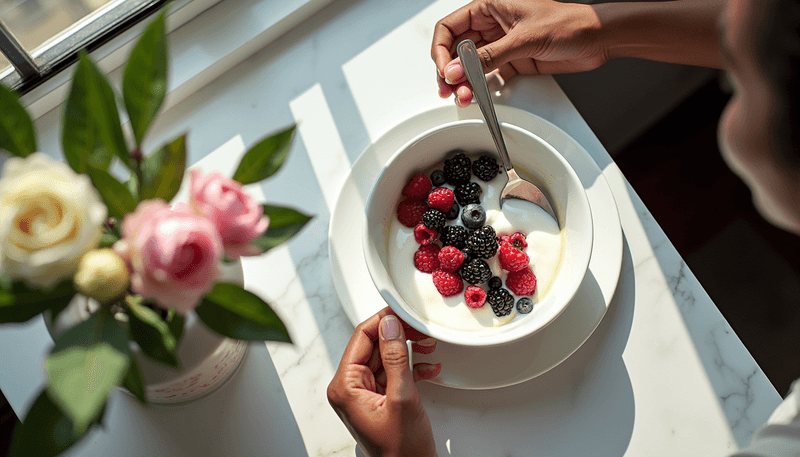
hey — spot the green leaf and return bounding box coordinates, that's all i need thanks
[123,10,168,146]
[0,83,36,157]
[85,164,137,219]
[79,52,131,169]
[99,231,120,248]
[140,134,186,201]
[250,204,312,253]
[45,308,130,434]
[126,298,179,368]
[125,173,139,198]
[196,283,291,342]
[165,308,185,346]
[122,356,148,405]
[0,280,75,323]
[62,59,114,174]
[232,125,295,185]
[10,390,91,457]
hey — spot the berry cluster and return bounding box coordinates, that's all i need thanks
[395,151,537,318]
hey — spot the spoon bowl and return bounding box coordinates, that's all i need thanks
[457,39,558,225]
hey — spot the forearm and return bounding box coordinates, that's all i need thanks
[595,0,726,68]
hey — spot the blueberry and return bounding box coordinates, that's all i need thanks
[488,276,502,290]
[461,204,486,229]
[516,297,533,314]
[430,170,446,187]
[445,203,459,220]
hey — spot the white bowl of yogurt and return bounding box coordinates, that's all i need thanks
[363,120,593,347]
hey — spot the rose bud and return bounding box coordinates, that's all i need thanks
[73,248,130,303]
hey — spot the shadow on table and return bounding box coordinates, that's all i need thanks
[614,177,781,447]
[418,235,636,456]
[65,344,308,457]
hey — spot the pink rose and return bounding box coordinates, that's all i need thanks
[189,170,268,259]
[113,199,222,314]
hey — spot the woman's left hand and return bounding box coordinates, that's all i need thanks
[327,307,441,457]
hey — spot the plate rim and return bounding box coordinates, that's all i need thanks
[328,104,623,389]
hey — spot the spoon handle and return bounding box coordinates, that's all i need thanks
[457,39,513,172]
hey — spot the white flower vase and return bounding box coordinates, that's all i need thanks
[46,260,249,404]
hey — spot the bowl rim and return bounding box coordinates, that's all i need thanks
[362,119,593,347]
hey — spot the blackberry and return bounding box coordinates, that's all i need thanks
[472,155,500,181]
[445,203,459,220]
[466,226,498,259]
[422,209,445,229]
[461,248,473,264]
[443,152,471,185]
[430,169,446,187]
[440,225,468,249]
[461,204,486,229]
[487,288,514,317]
[516,297,534,314]
[488,276,503,290]
[455,182,482,206]
[461,259,492,285]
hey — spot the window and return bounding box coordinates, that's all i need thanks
[0,0,169,94]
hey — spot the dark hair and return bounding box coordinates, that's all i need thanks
[756,0,800,169]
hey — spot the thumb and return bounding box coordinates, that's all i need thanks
[378,315,415,400]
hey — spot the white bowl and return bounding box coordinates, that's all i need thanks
[363,120,593,346]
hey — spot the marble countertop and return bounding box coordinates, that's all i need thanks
[0,0,783,455]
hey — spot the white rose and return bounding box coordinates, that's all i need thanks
[0,153,107,289]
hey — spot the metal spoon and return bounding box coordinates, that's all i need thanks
[456,39,558,224]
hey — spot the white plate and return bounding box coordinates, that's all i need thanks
[328,104,622,389]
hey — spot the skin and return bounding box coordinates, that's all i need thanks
[329,0,800,454]
[327,307,441,457]
[717,0,800,234]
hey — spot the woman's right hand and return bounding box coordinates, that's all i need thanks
[431,0,607,106]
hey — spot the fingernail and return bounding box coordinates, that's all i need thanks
[416,338,437,347]
[444,62,461,85]
[381,315,401,340]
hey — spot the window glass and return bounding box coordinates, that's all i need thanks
[0,0,116,56]
[0,53,9,74]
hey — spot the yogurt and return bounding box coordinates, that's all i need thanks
[388,173,565,332]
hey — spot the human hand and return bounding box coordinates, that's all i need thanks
[327,307,441,457]
[431,0,606,106]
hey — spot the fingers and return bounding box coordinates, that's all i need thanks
[375,362,442,391]
[378,315,416,400]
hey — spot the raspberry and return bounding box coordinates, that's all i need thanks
[472,155,500,181]
[443,152,471,185]
[464,285,486,308]
[438,246,465,272]
[455,182,482,206]
[397,199,427,227]
[506,267,537,296]
[414,244,440,273]
[487,288,514,316]
[439,225,468,249]
[432,269,463,297]
[413,223,437,245]
[499,231,528,249]
[422,209,446,229]
[402,174,432,200]
[498,241,530,272]
[427,187,455,212]
[465,226,498,259]
[461,258,492,285]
